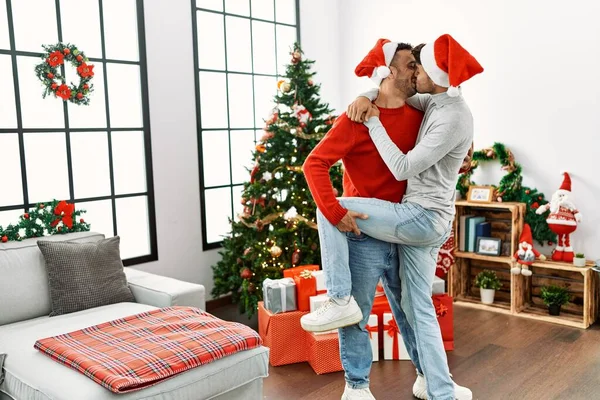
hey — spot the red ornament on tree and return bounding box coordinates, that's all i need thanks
[292,248,301,264]
[1,235,7,243]
[240,267,252,280]
[23,213,30,219]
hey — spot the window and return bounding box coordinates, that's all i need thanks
[0,0,157,265]
[191,0,300,249]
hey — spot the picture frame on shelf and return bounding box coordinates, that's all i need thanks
[476,237,502,256]
[467,185,494,203]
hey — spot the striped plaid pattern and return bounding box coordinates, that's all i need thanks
[34,307,262,393]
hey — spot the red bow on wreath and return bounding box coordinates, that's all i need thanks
[51,200,75,229]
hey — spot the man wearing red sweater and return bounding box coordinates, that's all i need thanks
[303,40,422,400]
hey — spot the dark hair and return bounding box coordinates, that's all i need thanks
[396,42,413,52]
[412,43,425,64]
[390,42,413,67]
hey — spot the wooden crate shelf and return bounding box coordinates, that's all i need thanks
[450,201,598,329]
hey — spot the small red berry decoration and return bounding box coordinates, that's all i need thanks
[24,213,29,219]
[1,236,7,243]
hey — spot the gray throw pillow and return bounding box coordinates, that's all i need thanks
[37,236,135,316]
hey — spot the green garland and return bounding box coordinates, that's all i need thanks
[457,142,555,246]
[0,200,90,243]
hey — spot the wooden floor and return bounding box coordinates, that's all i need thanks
[211,303,600,400]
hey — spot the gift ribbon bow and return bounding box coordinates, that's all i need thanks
[384,318,400,360]
[365,323,378,339]
[435,300,448,318]
[299,269,313,279]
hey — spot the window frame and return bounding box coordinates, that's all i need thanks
[191,0,301,250]
[0,0,158,266]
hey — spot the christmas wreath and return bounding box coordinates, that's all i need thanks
[456,142,555,245]
[35,43,94,105]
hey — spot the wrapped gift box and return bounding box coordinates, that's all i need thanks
[309,294,338,335]
[433,294,454,351]
[312,270,326,293]
[293,271,317,311]
[383,313,411,360]
[283,264,320,279]
[432,276,445,295]
[258,301,308,366]
[306,332,343,374]
[366,314,379,362]
[262,278,297,313]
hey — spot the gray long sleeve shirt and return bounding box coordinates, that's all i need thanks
[363,91,473,221]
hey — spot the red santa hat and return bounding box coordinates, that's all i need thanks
[518,223,534,246]
[558,171,572,193]
[420,34,483,97]
[355,38,399,85]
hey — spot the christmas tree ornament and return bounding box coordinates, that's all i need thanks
[310,242,318,251]
[308,79,313,86]
[536,172,582,262]
[248,282,256,293]
[35,42,94,105]
[270,245,282,258]
[511,224,546,275]
[240,267,252,280]
[292,248,301,264]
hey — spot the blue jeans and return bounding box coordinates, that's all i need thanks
[317,198,454,400]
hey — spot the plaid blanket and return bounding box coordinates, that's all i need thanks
[34,307,262,393]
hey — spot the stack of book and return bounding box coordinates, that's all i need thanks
[458,214,491,252]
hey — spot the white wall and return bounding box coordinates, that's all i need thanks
[299,0,342,113]
[305,0,600,259]
[136,1,222,295]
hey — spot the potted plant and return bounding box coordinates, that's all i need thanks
[475,270,502,304]
[540,285,570,316]
[573,253,586,267]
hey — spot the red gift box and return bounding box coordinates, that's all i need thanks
[433,294,454,351]
[293,272,317,311]
[258,301,308,366]
[370,294,454,351]
[283,264,320,279]
[306,332,343,374]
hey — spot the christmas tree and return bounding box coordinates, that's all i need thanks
[212,43,343,317]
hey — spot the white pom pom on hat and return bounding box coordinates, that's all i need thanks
[376,65,390,79]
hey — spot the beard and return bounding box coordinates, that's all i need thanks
[394,77,417,97]
[550,193,576,212]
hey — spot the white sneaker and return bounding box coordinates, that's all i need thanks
[412,373,472,400]
[300,296,363,332]
[341,384,376,400]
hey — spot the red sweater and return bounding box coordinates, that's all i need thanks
[303,105,423,225]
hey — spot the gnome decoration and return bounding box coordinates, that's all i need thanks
[536,172,582,262]
[511,224,546,276]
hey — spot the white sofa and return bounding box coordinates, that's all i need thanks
[0,232,269,400]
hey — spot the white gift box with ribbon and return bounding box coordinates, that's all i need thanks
[366,314,379,362]
[311,270,326,293]
[383,313,410,360]
[263,278,297,313]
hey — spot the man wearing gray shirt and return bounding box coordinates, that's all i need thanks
[302,34,482,400]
